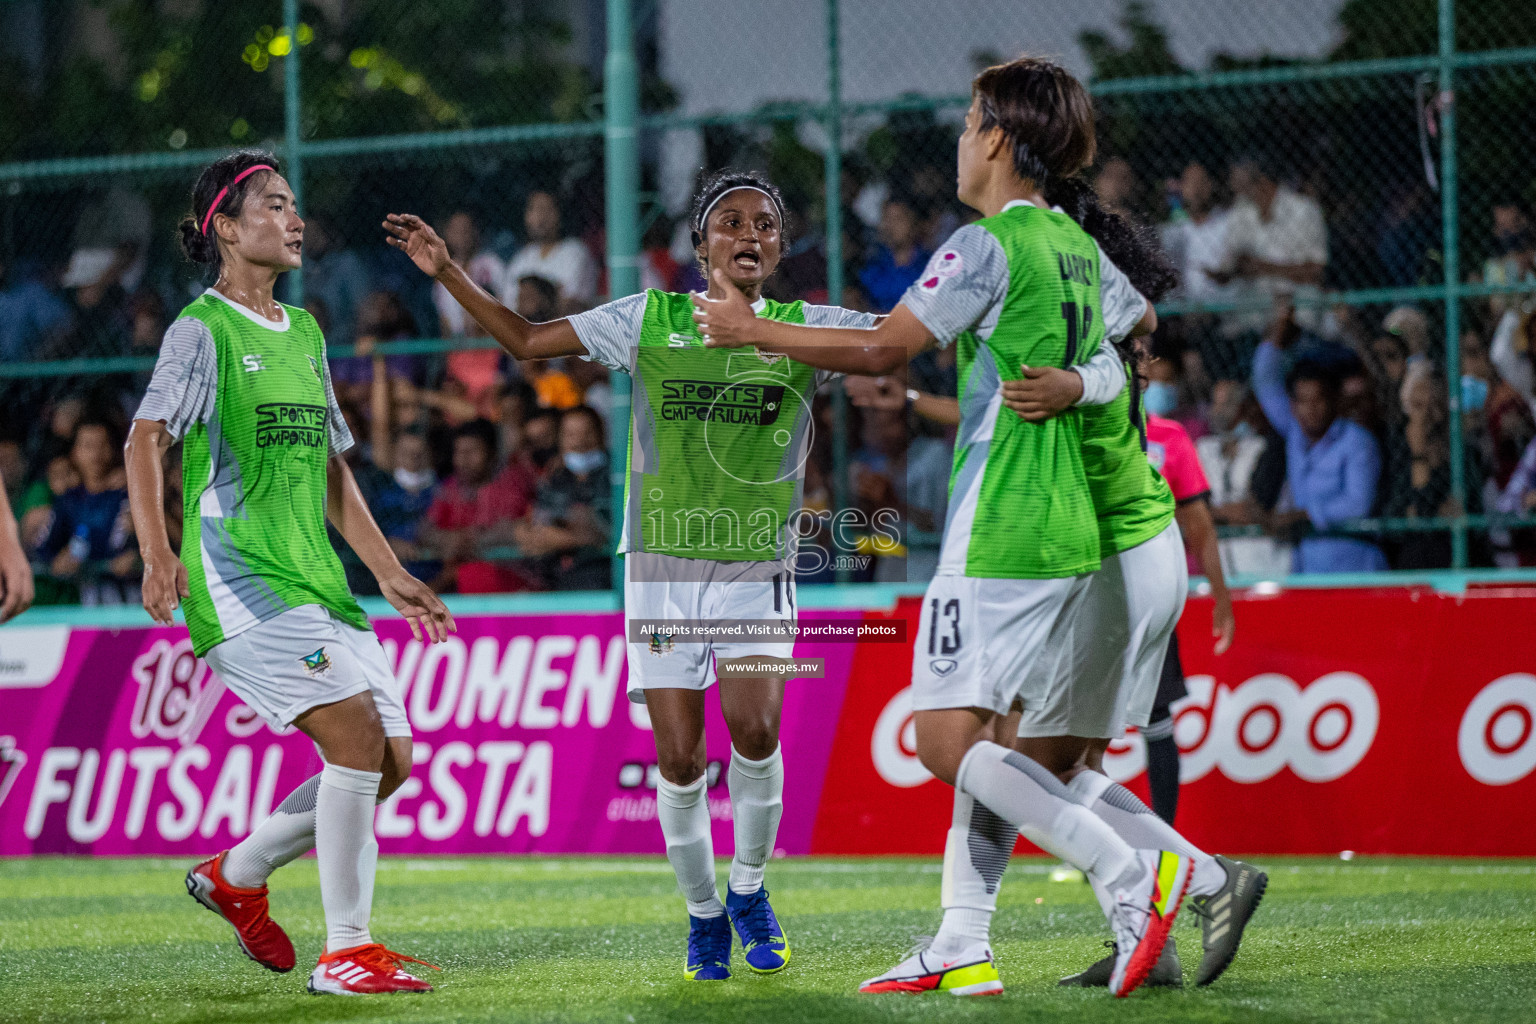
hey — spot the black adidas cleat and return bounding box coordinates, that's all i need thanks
[1058,937,1182,989]
[1187,855,1268,987]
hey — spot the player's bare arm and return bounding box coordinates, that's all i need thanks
[0,467,34,622]
[847,374,961,426]
[1175,496,1236,654]
[324,454,455,644]
[1002,365,1086,421]
[383,212,586,362]
[125,417,189,626]
[693,268,931,375]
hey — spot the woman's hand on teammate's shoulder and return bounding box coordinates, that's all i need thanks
[692,269,757,349]
[378,568,457,644]
[1001,364,1084,422]
[141,552,189,626]
[383,213,451,279]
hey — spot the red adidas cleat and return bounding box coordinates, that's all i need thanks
[184,851,296,973]
[307,944,440,995]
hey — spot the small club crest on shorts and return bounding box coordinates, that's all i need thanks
[300,647,332,677]
[647,630,675,658]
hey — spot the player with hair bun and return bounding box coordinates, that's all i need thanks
[384,170,874,982]
[126,149,453,996]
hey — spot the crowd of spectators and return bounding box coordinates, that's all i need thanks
[3,152,1536,604]
[1147,155,1536,572]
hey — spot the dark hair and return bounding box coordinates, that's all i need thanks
[454,418,499,457]
[689,169,787,252]
[560,404,606,447]
[69,417,125,468]
[516,274,560,310]
[971,57,1097,187]
[524,406,560,427]
[178,150,281,274]
[1231,152,1280,183]
[1285,357,1343,398]
[1044,175,1179,303]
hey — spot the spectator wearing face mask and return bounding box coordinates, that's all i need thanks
[1480,202,1536,320]
[1142,340,1208,440]
[513,405,611,591]
[369,429,441,584]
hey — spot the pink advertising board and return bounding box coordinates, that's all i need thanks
[0,613,858,857]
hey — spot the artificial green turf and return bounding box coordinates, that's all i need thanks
[1,856,1533,1024]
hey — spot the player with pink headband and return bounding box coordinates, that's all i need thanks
[125,149,453,996]
[385,169,875,983]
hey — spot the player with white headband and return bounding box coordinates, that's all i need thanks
[383,170,875,983]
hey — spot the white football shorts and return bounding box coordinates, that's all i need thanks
[624,552,797,702]
[910,571,1092,716]
[202,603,410,736]
[1017,519,1187,739]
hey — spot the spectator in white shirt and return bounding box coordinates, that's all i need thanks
[1208,156,1328,334]
[499,191,598,313]
[1161,161,1233,304]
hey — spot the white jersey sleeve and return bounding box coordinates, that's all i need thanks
[1096,244,1149,343]
[568,292,647,374]
[897,225,1009,348]
[319,338,354,457]
[1073,344,1129,407]
[133,318,218,440]
[802,304,878,388]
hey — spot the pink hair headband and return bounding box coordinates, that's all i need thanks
[200,164,275,236]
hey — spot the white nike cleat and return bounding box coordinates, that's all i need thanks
[858,938,1003,996]
[1106,849,1192,998]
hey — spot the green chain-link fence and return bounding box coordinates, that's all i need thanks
[2,0,1535,604]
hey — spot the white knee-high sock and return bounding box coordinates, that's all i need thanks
[315,763,381,951]
[222,773,321,889]
[1067,770,1227,897]
[931,789,1013,955]
[727,745,783,896]
[956,741,1141,891]
[656,775,723,918]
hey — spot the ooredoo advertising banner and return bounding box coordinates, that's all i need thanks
[812,585,1536,857]
[3,585,1535,858]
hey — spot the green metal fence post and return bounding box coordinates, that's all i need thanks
[825,0,850,582]
[283,0,304,306]
[605,0,639,595]
[1439,0,1467,568]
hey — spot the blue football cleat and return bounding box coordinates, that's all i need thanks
[685,914,732,980]
[726,887,791,973]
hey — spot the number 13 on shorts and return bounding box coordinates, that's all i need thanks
[927,597,962,657]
